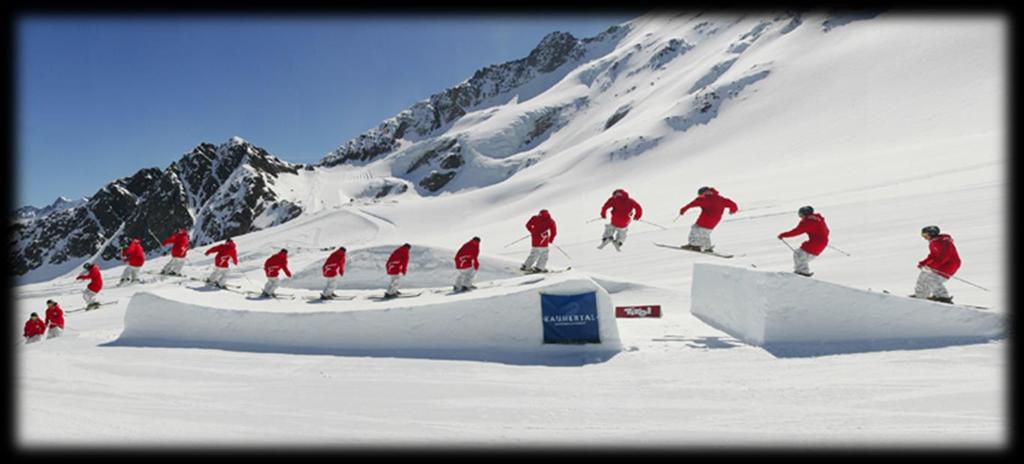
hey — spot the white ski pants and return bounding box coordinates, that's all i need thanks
[602,224,628,244]
[162,257,185,274]
[208,267,228,287]
[25,335,42,344]
[82,289,98,306]
[322,276,338,297]
[793,249,816,274]
[455,268,477,289]
[46,326,63,339]
[915,267,950,299]
[688,224,713,251]
[523,247,550,270]
[120,265,141,283]
[263,277,280,296]
[386,274,401,295]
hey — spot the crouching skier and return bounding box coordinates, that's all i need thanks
[262,249,291,298]
[912,225,961,304]
[23,313,46,344]
[321,246,347,300]
[44,300,65,339]
[678,186,738,252]
[454,237,481,292]
[160,228,190,276]
[777,206,829,277]
[76,262,103,310]
[119,238,145,285]
[598,189,643,251]
[384,244,411,299]
[204,237,238,288]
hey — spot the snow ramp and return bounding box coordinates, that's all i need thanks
[109,272,621,365]
[690,263,1006,357]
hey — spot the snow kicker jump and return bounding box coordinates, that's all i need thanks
[690,263,1006,358]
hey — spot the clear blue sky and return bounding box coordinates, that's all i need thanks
[16,13,641,208]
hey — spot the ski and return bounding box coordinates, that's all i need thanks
[652,242,735,258]
[368,292,424,301]
[244,292,296,300]
[875,290,989,310]
[518,266,572,275]
[67,300,119,313]
[306,295,358,302]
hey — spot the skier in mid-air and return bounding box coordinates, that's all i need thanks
[204,237,238,288]
[912,225,961,303]
[23,312,46,344]
[598,189,643,251]
[320,246,347,300]
[76,262,103,309]
[261,249,291,298]
[384,243,411,298]
[777,206,829,277]
[521,209,556,273]
[160,228,190,276]
[677,186,738,252]
[44,299,65,339]
[454,237,481,292]
[119,238,145,285]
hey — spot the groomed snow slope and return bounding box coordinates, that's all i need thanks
[690,263,1005,357]
[111,272,621,365]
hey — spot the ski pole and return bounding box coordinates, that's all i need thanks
[586,217,604,224]
[952,275,991,292]
[672,215,681,223]
[827,244,851,256]
[778,237,796,252]
[637,219,668,230]
[503,234,531,249]
[553,244,572,260]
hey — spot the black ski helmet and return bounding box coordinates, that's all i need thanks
[46,299,56,306]
[402,243,411,249]
[280,249,288,255]
[83,263,93,269]
[921,225,940,237]
[698,186,711,195]
[30,312,39,318]
[798,206,814,217]
[338,246,346,251]
[472,236,481,242]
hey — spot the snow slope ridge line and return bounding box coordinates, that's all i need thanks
[108,272,622,366]
[690,263,1005,358]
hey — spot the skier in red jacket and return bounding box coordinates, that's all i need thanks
[119,238,145,285]
[76,262,103,309]
[678,186,738,252]
[24,312,46,344]
[598,189,643,251]
[777,206,830,277]
[261,249,291,298]
[204,238,238,289]
[160,228,190,276]
[44,299,65,339]
[522,210,557,273]
[454,237,481,292]
[320,246,347,300]
[913,225,961,303]
[385,243,412,298]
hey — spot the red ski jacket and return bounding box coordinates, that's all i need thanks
[778,213,830,256]
[601,189,643,228]
[122,240,145,267]
[386,246,410,275]
[455,240,480,270]
[24,318,46,338]
[322,249,347,278]
[263,252,291,278]
[918,234,961,278]
[205,241,238,269]
[45,304,65,330]
[526,211,557,247]
[77,265,103,293]
[679,188,738,230]
[162,231,190,258]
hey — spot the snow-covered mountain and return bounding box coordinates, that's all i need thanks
[12,196,89,221]
[10,137,304,282]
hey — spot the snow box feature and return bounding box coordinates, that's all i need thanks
[110,273,621,365]
[690,263,1005,357]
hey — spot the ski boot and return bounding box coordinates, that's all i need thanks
[597,237,612,249]
[794,271,814,277]
[612,240,623,251]
[928,296,954,304]
[532,267,548,273]
[520,264,530,272]
[680,244,700,251]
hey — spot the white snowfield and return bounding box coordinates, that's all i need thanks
[691,263,1005,357]
[16,12,1007,447]
[112,272,621,365]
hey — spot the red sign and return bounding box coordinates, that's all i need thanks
[615,305,662,318]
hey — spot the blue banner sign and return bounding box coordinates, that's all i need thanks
[540,292,601,344]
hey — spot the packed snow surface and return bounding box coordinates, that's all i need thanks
[690,263,1005,357]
